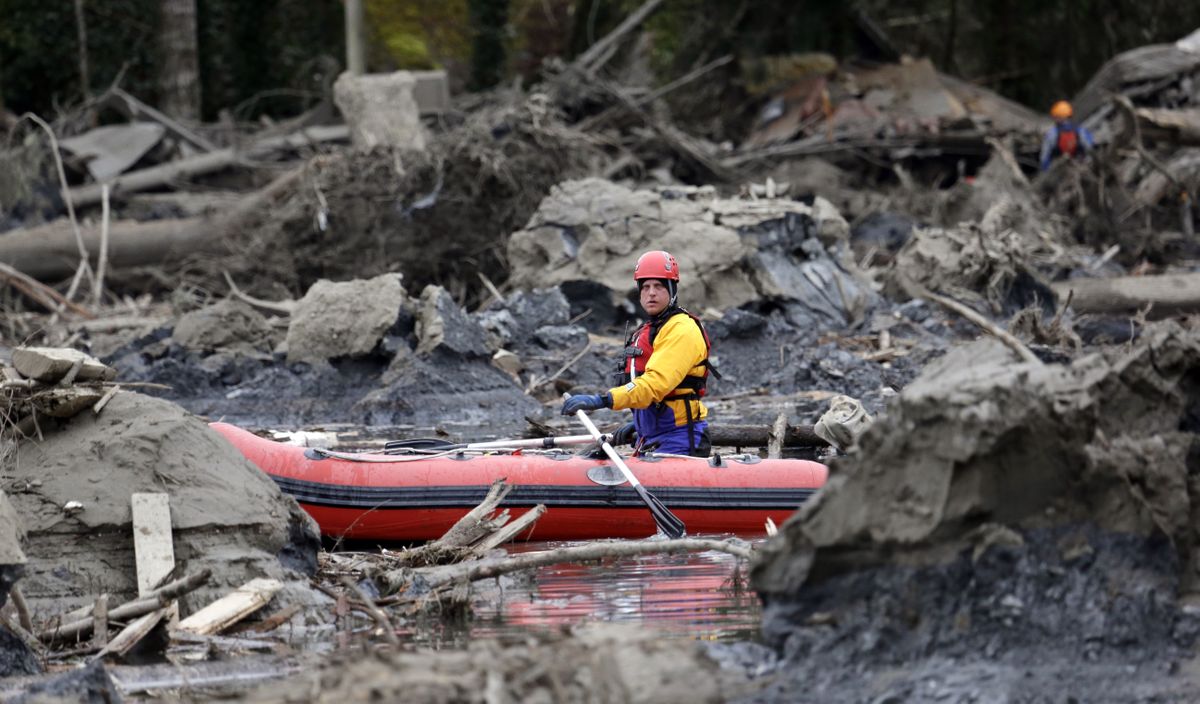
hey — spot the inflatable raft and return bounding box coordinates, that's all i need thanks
[211,422,828,541]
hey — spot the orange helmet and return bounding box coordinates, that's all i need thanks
[633,250,680,282]
[1050,100,1073,120]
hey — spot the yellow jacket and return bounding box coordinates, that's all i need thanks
[607,313,709,428]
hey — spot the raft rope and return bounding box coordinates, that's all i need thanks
[309,446,762,464]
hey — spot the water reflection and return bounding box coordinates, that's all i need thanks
[406,538,763,647]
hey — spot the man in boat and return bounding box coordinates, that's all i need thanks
[561,250,717,457]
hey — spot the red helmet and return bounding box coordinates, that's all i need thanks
[633,250,680,282]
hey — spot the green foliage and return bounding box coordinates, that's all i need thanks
[366,0,471,70]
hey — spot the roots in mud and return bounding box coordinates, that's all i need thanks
[180,94,604,304]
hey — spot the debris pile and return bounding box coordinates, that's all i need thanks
[750,321,1200,700]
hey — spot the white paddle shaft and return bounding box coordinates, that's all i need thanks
[574,409,642,489]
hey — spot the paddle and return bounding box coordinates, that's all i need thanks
[566,395,686,539]
[384,434,611,453]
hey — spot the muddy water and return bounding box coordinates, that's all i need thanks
[399,539,762,648]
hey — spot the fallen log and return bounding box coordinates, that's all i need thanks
[709,423,828,448]
[39,569,211,643]
[1,164,305,281]
[67,124,347,206]
[1051,273,1200,318]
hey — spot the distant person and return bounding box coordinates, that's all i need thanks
[560,250,718,457]
[1040,100,1095,171]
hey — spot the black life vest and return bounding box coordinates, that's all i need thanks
[615,308,720,397]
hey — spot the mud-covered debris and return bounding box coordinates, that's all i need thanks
[0,491,30,676]
[811,395,873,452]
[240,625,742,704]
[7,391,321,620]
[172,299,277,355]
[5,660,115,701]
[415,285,487,358]
[747,323,1200,700]
[475,287,572,351]
[884,200,1060,317]
[332,71,428,151]
[286,274,407,365]
[11,347,115,384]
[755,321,1200,591]
[507,178,870,323]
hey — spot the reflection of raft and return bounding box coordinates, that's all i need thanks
[211,422,828,541]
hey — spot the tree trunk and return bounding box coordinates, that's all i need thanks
[158,0,201,120]
[468,0,510,90]
[344,0,365,75]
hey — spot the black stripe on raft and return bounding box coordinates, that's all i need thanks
[269,476,817,511]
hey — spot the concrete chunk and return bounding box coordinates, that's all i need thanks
[12,347,116,383]
[286,274,407,365]
[333,71,429,151]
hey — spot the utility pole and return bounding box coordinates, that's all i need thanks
[345,0,365,75]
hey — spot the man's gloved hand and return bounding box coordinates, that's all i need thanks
[611,422,637,446]
[561,392,613,416]
[577,442,607,459]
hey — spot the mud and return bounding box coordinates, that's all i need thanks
[748,321,1200,701]
[4,391,321,617]
[241,625,756,704]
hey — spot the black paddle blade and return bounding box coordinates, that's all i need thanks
[634,484,686,539]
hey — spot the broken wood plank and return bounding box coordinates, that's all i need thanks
[132,494,174,597]
[95,609,166,660]
[40,570,211,643]
[236,604,302,634]
[104,87,219,153]
[471,504,546,555]
[92,595,109,649]
[12,347,115,383]
[432,480,514,549]
[132,493,177,623]
[1051,272,1200,318]
[31,386,106,418]
[175,578,282,636]
[93,385,120,414]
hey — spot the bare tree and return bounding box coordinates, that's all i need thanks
[158,0,201,120]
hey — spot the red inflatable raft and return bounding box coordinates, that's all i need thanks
[211,422,828,541]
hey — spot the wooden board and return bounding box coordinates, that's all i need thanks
[131,494,175,596]
[96,609,166,659]
[176,579,282,636]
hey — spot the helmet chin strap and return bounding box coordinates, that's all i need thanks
[667,280,678,307]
